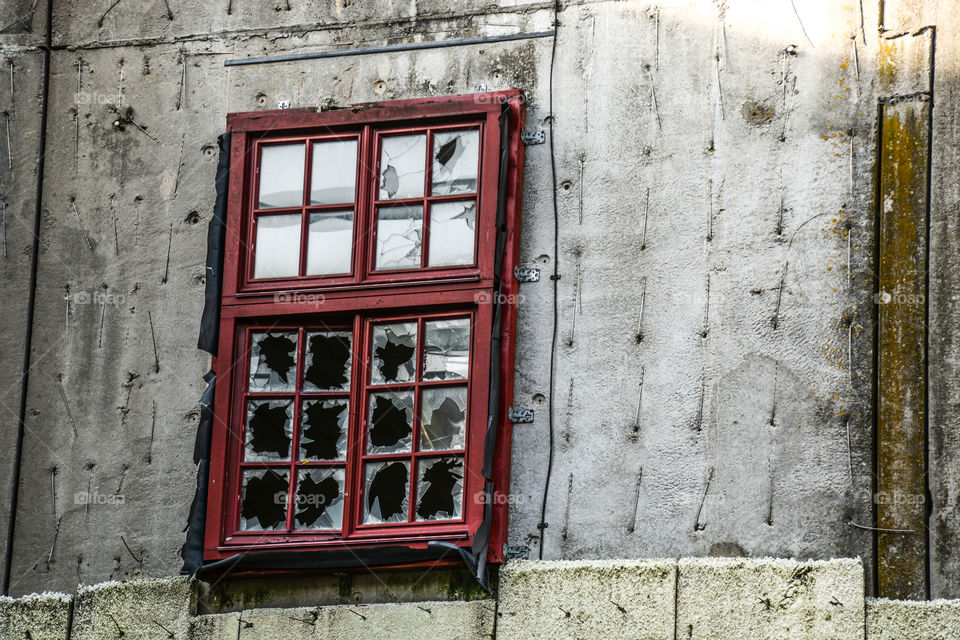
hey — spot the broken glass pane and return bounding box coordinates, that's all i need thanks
[294,468,344,529]
[416,457,464,521]
[311,139,357,205]
[245,400,293,461]
[258,143,305,209]
[306,210,353,276]
[300,399,348,461]
[367,391,414,454]
[432,130,479,196]
[420,387,467,451]
[303,331,351,391]
[371,322,417,384]
[249,331,298,392]
[254,213,301,279]
[375,205,423,270]
[364,460,410,524]
[379,134,426,200]
[239,469,289,531]
[428,201,476,267]
[423,318,470,381]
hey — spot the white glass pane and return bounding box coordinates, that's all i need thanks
[375,206,422,271]
[379,134,426,200]
[254,214,301,279]
[420,386,467,451]
[294,468,345,530]
[428,201,476,267]
[432,130,479,196]
[239,469,288,531]
[416,457,464,521]
[364,460,410,524]
[311,139,357,205]
[258,143,305,209]
[423,318,470,381]
[306,210,353,276]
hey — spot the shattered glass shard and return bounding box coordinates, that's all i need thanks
[240,469,288,530]
[423,318,470,381]
[303,331,351,391]
[295,469,344,529]
[249,331,298,391]
[300,399,347,460]
[365,461,410,524]
[368,392,413,454]
[428,201,476,267]
[416,457,464,521]
[379,134,426,200]
[432,130,479,196]
[375,205,423,270]
[245,400,293,461]
[371,323,417,384]
[420,387,467,451]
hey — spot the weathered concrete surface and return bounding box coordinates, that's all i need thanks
[70,577,192,640]
[497,559,676,639]
[927,1,960,600]
[866,597,960,639]
[0,46,45,594]
[676,557,865,640]
[0,590,72,640]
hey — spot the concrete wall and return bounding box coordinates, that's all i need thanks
[0,0,958,602]
[1,557,958,640]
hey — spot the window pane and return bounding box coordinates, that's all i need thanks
[303,330,351,391]
[428,201,476,267]
[249,331,298,392]
[432,130,479,196]
[245,400,293,462]
[416,457,464,521]
[379,134,426,200]
[239,469,289,531]
[306,210,353,276]
[294,468,344,530]
[300,399,348,461]
[258,143,305,209]
[371,322,417,384]
[367,391,414,454]
[423,318,470,381]
[364,460,410,524]
[310,139,357,205]
[375,205,423,271]
[254,214,301,279]
[420,387,467,451]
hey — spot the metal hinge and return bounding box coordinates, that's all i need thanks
[504,544,530,560]
[514,266,540,283]
[521,130,545,145]
[508,407,534,424]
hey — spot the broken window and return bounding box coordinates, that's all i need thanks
[207,93,523,566]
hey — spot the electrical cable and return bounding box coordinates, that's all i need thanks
[537,0,561,561]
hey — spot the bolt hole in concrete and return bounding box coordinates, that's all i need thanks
[532,393,546,406]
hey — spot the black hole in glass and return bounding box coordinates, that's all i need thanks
[305,334,350,389]
[369,396,411,448]
[375,337,414,382]
[295,474,340,527]
[417,458,463,520]
[301,401,346,459]
[257,334,297,383]
[241,470,288,529]
[248,403,291,458]
[368,462,408,521]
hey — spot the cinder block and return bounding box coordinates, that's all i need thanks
[497,558,677,640]
[677,557,865,640]
[70,577,193,640]
[0,591,73,640]
[184,601,493,640]
[867,597,960,639]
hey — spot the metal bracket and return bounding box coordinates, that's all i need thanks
[521,130,546,145]
[277,100,291,109]
[508,407,534,424]
[504,544,530,560]
[514,266,540,283]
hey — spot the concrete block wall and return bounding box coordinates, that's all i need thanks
[2,558,960,640]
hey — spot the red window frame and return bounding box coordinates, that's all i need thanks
[203,92,525,569]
